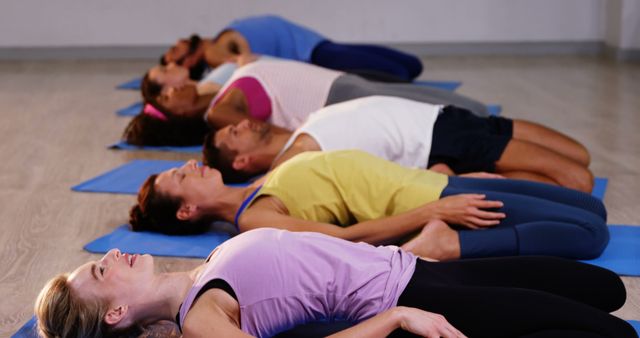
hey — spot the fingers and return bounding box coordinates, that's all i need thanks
[430,315,467,338]
[472,209,506,220]
[470,198,504,209]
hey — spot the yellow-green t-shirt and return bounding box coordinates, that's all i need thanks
[249,150,449,226]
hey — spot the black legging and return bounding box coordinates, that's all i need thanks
[391,256,636,338]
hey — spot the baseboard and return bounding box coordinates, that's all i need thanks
[0,46,167,60]
[604,45,640,61]
[387,41,605,56]
[0,41,636,60]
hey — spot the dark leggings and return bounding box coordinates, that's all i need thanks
[391,257,636,338]
[311,40,423,82]
[442,176,609,259]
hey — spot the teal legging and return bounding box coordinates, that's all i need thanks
[441,177,608,259]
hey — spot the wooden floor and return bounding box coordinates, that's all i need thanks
[0,55,638,336]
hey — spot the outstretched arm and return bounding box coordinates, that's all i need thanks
[327,307,467,338]
[240,194,505,245]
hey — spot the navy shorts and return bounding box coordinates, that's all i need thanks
[428,106,513,173]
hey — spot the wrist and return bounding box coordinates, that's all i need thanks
[390,306,408,329]
[421,202,440,221]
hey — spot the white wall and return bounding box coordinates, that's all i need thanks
[619,0,640,49]
[0,0,606,47]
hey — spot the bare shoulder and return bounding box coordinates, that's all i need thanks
[238,195,290,231]
[182,288,247,338]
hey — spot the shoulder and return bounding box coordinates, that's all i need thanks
[182,288,241,337]
[239,195,289,230]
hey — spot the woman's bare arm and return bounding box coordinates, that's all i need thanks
[182,289,252,338]
[327,307,467,338]
[240,195,505,245]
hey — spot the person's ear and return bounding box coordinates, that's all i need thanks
[232,154,251,171]
[176,203,197,221]
[104,305,128,326]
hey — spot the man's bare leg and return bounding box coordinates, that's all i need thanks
[495,139,594,192]
[498,171,557,185]
[512,120,591,166]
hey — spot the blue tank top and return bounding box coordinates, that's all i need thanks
[178,229,417,337]
[225,15,326,62]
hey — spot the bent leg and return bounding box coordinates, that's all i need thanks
[391,259,635,338]
[412,257,626,314]
[495,138,595,192]
[311,41,422,81]
[441,187,609,259]
[513,119,591,166]
[445,176,607,220]
[395,286,636,338]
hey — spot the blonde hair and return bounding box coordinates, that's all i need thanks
[35,273,109,338]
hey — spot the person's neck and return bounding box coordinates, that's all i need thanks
[257,129,293,167]
[207,185,261,223]
[135,269,202,326]
[191,93,216,117]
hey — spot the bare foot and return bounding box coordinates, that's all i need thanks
[401,220,461,261]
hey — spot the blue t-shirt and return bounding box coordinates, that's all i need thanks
[225,15,326,62]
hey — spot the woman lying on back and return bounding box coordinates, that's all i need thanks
[131,150,608,261]
[35,229,636,337]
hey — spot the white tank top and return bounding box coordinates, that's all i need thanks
[281,96,442,168]
[211,59,342,130]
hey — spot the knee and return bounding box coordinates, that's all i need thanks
[575,144,591,166]
[598,267,627,312]
[560,165,594,193]
[580,220,610,259]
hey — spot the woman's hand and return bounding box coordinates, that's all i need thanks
[397,307,468,338]
[430,194,505,229]
[459,172,505,179]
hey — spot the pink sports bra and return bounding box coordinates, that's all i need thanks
[224,77,272,121]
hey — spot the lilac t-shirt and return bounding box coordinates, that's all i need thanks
[178,228,417,337]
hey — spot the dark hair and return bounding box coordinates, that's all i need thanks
[202,132,253,184]
[140,72,162,103]
[159,34,206,80]
[188,59,208,81]
[125,73,208,146]
[129,175,210,235]
[122,112,208,147]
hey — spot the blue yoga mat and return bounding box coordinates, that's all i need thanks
[80,223,638,274]
[72,159,609,200]
[592,177,608,200]
[487,104,501,116]
[413,80,461,91]
[116,101,143,117]
[84,224,232,258]
[72,160,186,194]
[72,160,249,195]
[109,141,201,153]
[116,77,142,90]
[583,225,640,276]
